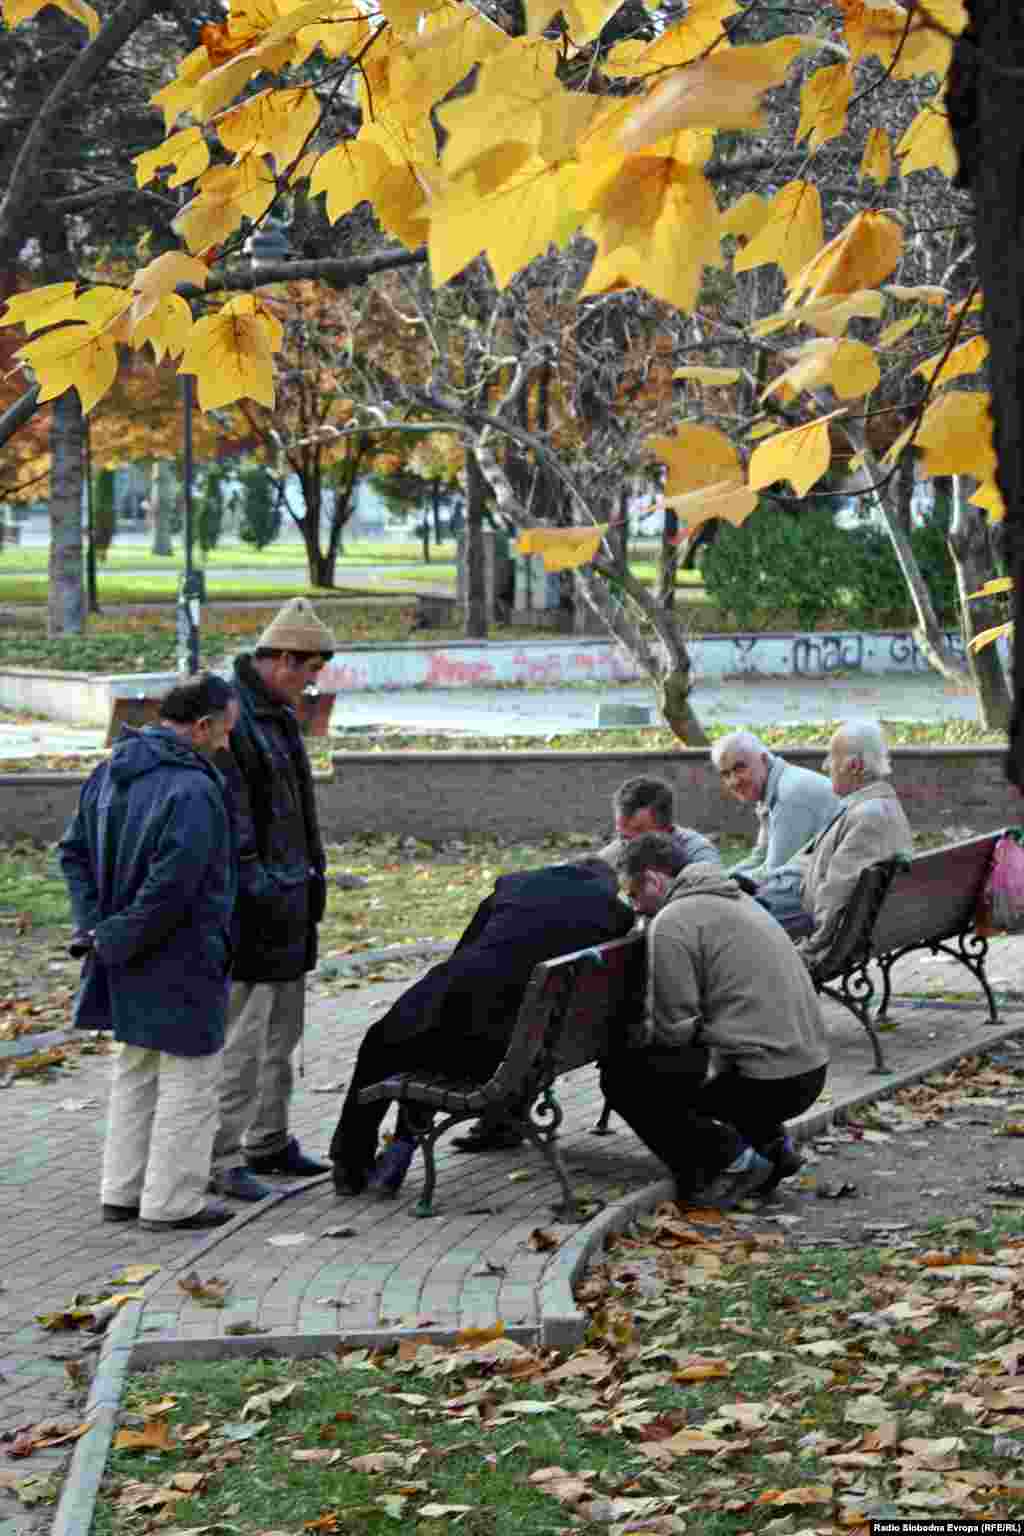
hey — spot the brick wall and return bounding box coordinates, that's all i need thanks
[5,748,1022,848]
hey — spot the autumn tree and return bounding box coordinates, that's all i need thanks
[1,0,1010,739]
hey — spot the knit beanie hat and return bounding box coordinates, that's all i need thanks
[254,597,337,654]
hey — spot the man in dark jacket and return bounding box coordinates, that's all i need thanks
[209,598,336,1199]
[331,859,635,1194]
[59,674,238,1231]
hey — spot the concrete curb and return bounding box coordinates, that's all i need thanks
[47,1014,1024,1536]
[321,941,452,976]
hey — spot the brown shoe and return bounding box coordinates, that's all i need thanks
[138,1203,233,1232]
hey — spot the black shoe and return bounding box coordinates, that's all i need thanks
[451,1120,524,1153]
[246,1138,328,1177]
[333,1166,369,1197]
[138,1202,234,1232]
[102,1203,140,1222]
[367,1137,415,1195]
[698,1150,776,1210]
[757,1135,804,1196]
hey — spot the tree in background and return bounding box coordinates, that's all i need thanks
[92,466,116,561]
[197,463,230,555]
[237,462,282,550]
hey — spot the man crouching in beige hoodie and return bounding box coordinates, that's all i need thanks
[602,832,829,1209]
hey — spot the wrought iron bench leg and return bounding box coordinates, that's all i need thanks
[874,955,896,1023]
[411,1122,442,1218]
[935,933,1000,1025]
[819,969,888,1073]
[592,1097,614,1135]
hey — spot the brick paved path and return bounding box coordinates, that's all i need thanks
[2,940,1024,1457]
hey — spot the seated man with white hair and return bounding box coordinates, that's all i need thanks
[712,730,840,877]
[755,720,913,965]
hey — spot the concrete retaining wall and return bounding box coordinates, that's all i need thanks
[0,628,1008,725]
[7,746,1021,847]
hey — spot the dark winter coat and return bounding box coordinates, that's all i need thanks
[218,654,325,984]
[58,726,237,1056]
[330,861,636,1180]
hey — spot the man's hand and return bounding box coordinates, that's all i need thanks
[69,930,95,959]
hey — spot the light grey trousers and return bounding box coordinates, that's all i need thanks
[212,979,305,1166]
[101,1044,220,1221]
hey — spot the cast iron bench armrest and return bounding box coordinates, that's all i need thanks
[357,928,646,1218]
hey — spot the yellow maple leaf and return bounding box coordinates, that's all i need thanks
[787,211,903,307]
[436,39,563,178]
[913,390,996,480]
[309,139,393,224]
[898,105,957,179]
[720,192,770,244]
[663,480,758,534]
[969,482,1007,523]
[3,0,98,36]
[516,525,606,570]
[216,86,321,169]
[618,37,806,151]
[134,128,210,191]
[748,412,842,497]
[842,0,954,79]
[648,422,740,497]
[149,46,213,133]
[0,282,79,334]
[580,157,720,314]
[796,63,853,151]
[969,621,1013,654]
[754,290,885,339]
[173,152,277,254]
[391,12,508,120]
[885,283,947,305]
[373,159,433,251]
[673,367,741,386]
[177,295,278,411]
[762,338,880,402]
[859,127,892,185]
[130,252,209,327]
[914,334,989,388]
[130,294,194,364]
[733,181,823,285]
[430,153,576,288]
[877,312,921,346]
[603,0,742,77]
[375,0,447,32]
[71,287,134,333]
[16,324,118,415]
[194,39,296,122]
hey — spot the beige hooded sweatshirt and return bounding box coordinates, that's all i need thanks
[645,865,828,1080]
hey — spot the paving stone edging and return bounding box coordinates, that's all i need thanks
[49,1013,1024,1536]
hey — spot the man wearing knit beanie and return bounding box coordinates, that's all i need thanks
[209,598,337,1201]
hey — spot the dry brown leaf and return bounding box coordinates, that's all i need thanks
[178,1422,211,1443]
[455,1321,505,1347]
[177,1272,231,1307]
[241,1382,298,1420]
[757,1485,833,1505]
[114,1420,175,1452]
[168,1472,207,1492]
[528,1228,560,1253]
[347,1451,408,1473]
[672,1358,733,1383]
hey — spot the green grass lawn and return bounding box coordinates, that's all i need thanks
[85,1211,1024,1536]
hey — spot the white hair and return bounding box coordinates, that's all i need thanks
[833,719,891,777]
[710,730,768,768]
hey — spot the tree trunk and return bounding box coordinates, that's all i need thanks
[421,515,430,563]
[951,2,1024,784]
[150,459,175,556]
[948,478,1012,730]
[659,508,679,609]
[464,447,488,639]
[47,388,85,638]
[432,478,442,544]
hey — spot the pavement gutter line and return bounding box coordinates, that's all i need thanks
[48,1016,1024,1536]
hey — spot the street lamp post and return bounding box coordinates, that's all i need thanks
[177,372,202,674]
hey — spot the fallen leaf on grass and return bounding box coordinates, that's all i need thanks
[217,1422,265,1442]
[672,1357,733,1383]
[179,1422,211,1443]
[348,1451,408,1473]
[142,1396,178,1417]
[117,1481,189,1513]
[241,1383,298,1420]
[114,1420,175,1452]
[418,1505,474,1517]
[758,1485,833,1506]
[291,1449,342,1464]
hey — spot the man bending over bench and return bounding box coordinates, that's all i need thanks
[603,833,829,1207]
[754,719,913,965]
[330,859,634,1195]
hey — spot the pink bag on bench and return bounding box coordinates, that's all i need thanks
[982,831,1024,933]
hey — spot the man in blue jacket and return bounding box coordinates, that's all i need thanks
[59,674,239,1231]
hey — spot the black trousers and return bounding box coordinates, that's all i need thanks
[600,1047,827,1193]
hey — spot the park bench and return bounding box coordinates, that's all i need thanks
[868,828,1007,1036]
[357,928,646,1219]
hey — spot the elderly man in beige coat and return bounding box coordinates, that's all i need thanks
[601,832,829,1209]
[754,720,913,964]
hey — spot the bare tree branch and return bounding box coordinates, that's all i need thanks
[0,0,165,258]
[0,385,41,452]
